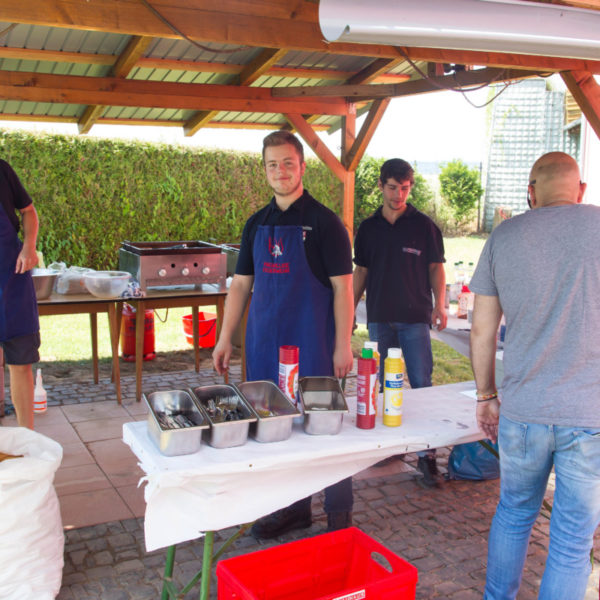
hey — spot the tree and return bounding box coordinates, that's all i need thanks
[439,159,483,226]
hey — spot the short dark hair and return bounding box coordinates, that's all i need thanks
[262,130,305,163]
[379,159,414,185]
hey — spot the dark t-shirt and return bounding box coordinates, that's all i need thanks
[0,160,33,233]
[353,204,445,323]
[235,190,352,287]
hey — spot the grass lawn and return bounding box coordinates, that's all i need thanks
[443,234,487,282]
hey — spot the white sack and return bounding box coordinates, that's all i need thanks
[0,427,64,600]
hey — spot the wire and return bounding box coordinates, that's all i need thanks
[0,23,18,41]
[140,0,248,55]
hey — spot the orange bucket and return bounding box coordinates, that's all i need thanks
[182,312,217,348]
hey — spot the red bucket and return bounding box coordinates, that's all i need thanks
[182,312,217,348]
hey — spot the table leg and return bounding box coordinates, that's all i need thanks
[112,304,123,383]
[89,313,99,384]
[107,302,122,404]
[199,531,214,600]
[161,545,176,600]
[192,305,200,373]
[135,300,144,402]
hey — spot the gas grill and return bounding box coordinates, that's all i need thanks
[118,240,228,291]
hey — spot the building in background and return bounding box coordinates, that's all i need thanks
[482,79,565,231]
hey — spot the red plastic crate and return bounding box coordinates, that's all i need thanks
[216,527,417,600]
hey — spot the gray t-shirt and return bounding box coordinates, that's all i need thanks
[470,204,600,427]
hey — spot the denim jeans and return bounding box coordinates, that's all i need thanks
[368,322,434,457]
[484,415,600,600]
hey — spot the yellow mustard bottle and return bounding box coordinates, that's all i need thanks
[383,347,404,427]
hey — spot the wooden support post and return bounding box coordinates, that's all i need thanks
[562,71,600,141]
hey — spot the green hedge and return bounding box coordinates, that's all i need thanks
[1,129,342,269]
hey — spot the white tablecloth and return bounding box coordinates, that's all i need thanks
[123,380,482,550]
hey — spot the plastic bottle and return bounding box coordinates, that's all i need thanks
[357,348,377,429]
[33,368,47,414]
[278,345,300,411]
[363,341,380,393]
[383,348,404,427]
[457,284,473,319]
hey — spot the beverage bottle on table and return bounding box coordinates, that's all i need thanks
[357,348,377,429]
[383,348,404,427]
[278,345,300,411]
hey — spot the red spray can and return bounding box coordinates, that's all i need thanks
[278,345,299,410]
[357,348,377,429]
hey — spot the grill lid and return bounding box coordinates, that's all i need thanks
[120,240,222,256]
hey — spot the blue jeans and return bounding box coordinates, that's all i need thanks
[368,322,434,457]
[485,415,600,600]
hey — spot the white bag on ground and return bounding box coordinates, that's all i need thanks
[0,427,64,600]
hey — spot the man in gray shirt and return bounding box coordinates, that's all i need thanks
[469,152,600,600]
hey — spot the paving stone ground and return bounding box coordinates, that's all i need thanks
[6,365,599,599]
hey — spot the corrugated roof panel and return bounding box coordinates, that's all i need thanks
[146,37,253,64]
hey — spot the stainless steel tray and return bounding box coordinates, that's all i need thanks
[237,380,301,443]
[190,384,256,448]
[143,390,209,456]
[298,376,348,435]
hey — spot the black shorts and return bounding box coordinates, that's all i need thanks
[0,332,40,365]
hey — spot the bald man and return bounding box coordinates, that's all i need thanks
[469,152,600,599]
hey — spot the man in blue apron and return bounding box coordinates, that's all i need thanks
[0,159,40,429]
[213,131,354,538]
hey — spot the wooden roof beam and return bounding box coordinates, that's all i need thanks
[3,1,600,74]
[184,47,287,136]
[273,68,539,100]
[284,113,346,182]
[344,98,391,171]
[78,35,153,134]
[346,58,404,85]
[0,47,409,82]
[0,70,349,115]
[561,70,600,140]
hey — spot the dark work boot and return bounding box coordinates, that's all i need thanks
[327,511,352,532]
[250,504,312,539]
[416,455,440,489]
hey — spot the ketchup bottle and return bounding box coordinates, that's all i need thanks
[357,348,376,429]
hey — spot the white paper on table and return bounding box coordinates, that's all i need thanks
[123,380,482,551]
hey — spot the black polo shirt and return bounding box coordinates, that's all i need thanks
[235,190,352,288]
[354,204,445,323]
[0,160,33,233]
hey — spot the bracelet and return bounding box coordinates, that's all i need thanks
[476,392,498,403]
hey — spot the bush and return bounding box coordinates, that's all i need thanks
[0,130,341,269]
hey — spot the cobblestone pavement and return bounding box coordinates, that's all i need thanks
[56,454,600,600]
[9,366,599,600]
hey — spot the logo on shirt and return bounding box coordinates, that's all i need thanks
[269,236,283,258]
[402,247,421,256]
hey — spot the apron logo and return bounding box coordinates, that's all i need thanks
[269,236,284,258]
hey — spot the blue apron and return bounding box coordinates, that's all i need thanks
[245,221,335,382]
[0,202,38,342]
